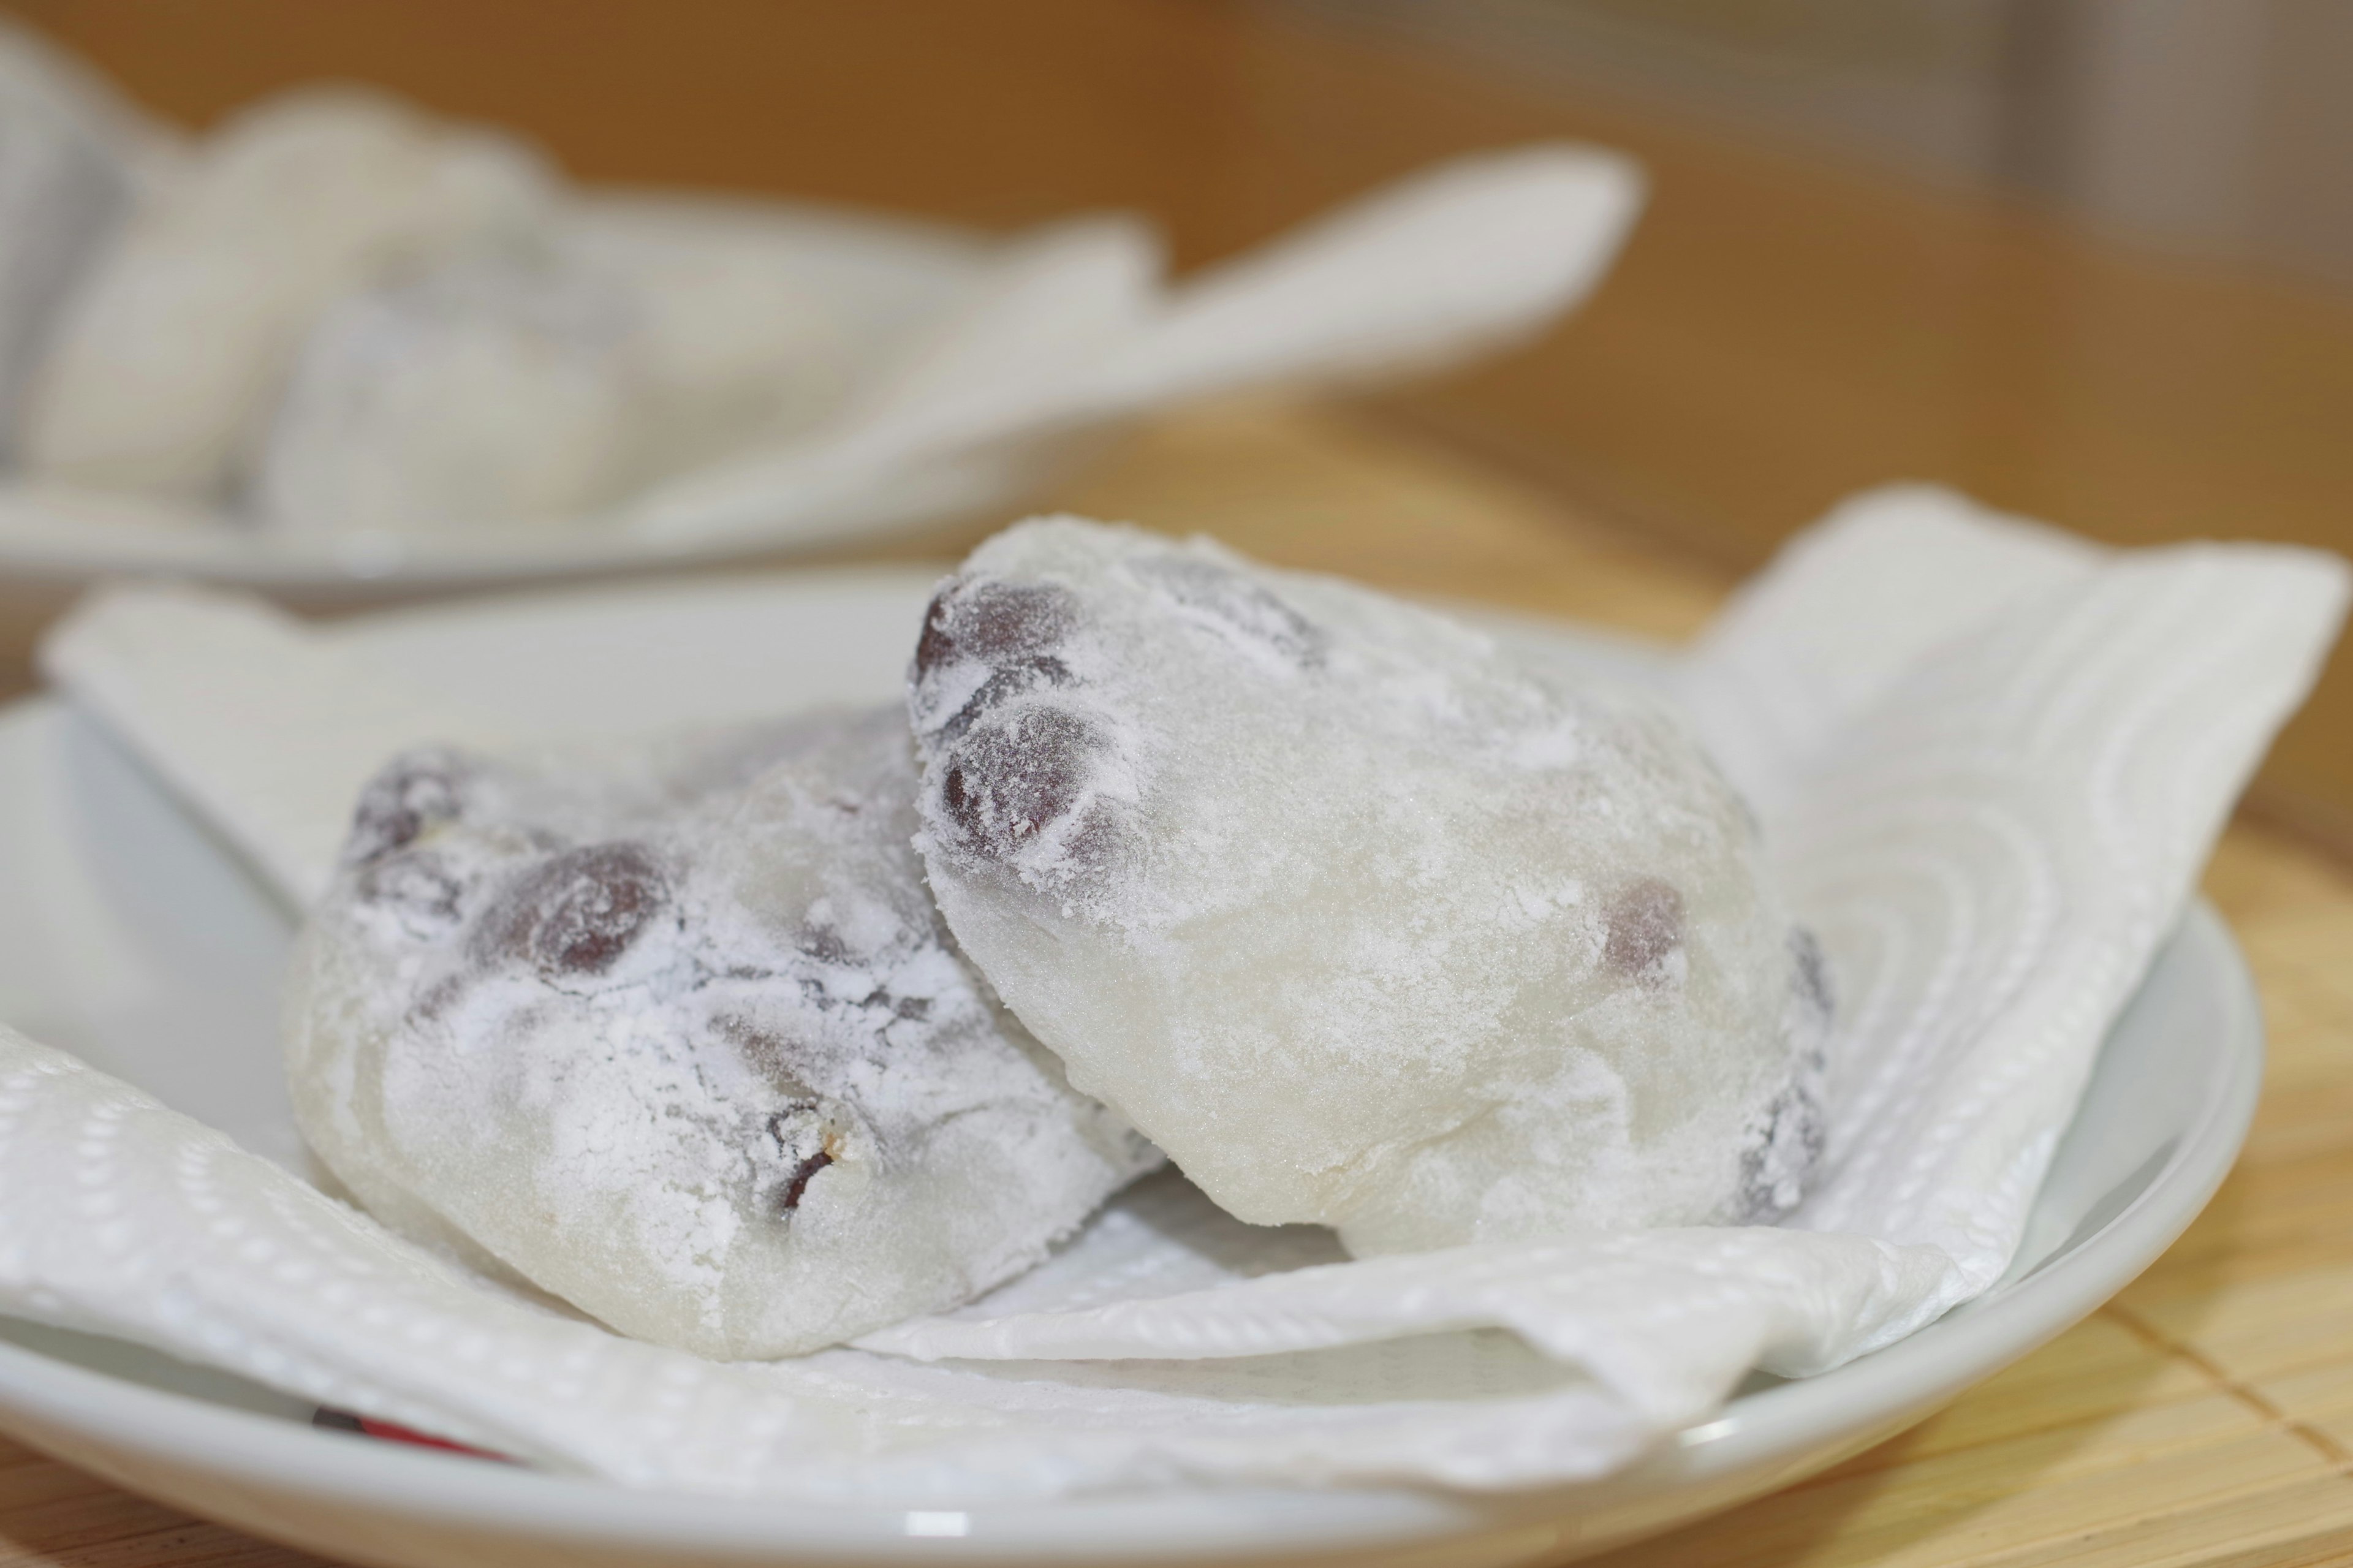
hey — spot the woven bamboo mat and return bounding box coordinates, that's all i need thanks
[1,404,2348,1566]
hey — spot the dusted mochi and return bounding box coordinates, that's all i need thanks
[254,254,653,536]
[908,518,1828,1254]
[284,706,1159,1359]
[254,218,847,538]
[20,88,548,500]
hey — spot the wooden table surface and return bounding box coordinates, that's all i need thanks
[2,404,2351,1567]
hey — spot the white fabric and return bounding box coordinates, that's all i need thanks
[1,486,2342,1500]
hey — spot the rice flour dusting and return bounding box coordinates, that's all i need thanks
[908,518,1828,1251]
[286,705,1159,1360]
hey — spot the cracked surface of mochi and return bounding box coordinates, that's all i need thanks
[255,253,651,536]
[909,519,1828,1254]
[284,706,1159,1358]
[20,87,548,500]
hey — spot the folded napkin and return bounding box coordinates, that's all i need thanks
[6,486,2343,1499]
[623,143,1647,549]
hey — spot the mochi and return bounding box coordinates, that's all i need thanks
[286,706,1158,1358]
[907,518,1828,1254]
[20,88,548,499]
[254,253,651,536]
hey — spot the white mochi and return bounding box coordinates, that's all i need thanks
[0,25,143,456]
[907,519,1829,1254]
[19,88,550,500]
[285,707,1159,1359]
[254,253,651,536]
[253,220,849,537]
[556,209,849,476]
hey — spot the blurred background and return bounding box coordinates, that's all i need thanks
[13,0,2353,844]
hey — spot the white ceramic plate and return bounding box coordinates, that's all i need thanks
[0,199,1047,599]
[0,571,2260,1566]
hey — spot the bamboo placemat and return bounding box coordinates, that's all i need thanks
[0,404,2347,1567]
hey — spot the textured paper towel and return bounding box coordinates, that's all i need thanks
[1,485,2343,1500]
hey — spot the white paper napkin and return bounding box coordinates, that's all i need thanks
[7,485,2344,1499]
[622,143,1647,548]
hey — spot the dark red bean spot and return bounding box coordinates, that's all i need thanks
[346,750,468,865]
[531,845,665,977]
[914,578,1086,741]
[477,843,669,981]
[938,656,1074,738]
[912,578,1076,685]
[762,1101,836,1214]
[912,598,958,685]
[776,1150,832,1212]
[1603,877,1685,982]
[941,760,976,832]
[939,706,1100,854]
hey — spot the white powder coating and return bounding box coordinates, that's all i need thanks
[908,519,1828,1252]
[19,87,549,500]
[284,706,1160,1359]
[255,254,653,536]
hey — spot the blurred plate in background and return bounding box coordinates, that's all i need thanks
[0,198,1075,598]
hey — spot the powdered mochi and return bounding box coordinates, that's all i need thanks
[20,88,548,500]
[285,707,1158,1358]
[255,253,652,536]
[908,519,1828,1253]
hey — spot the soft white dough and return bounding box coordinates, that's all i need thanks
[284,706,1159,1359]
[0,26,142,456]
[18,88,550,500]
[556,210,849,475]
[907,518,1830,1254]
[254,219,849,537]
[254,254,651,536]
